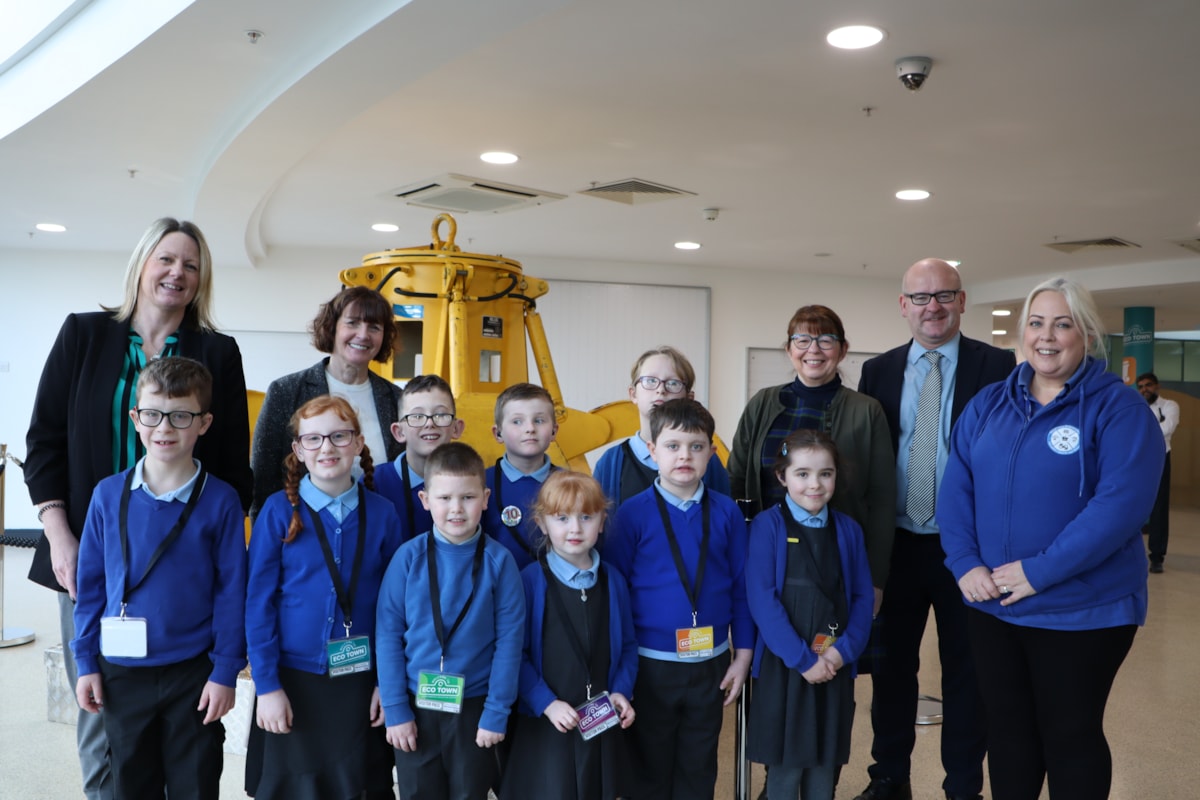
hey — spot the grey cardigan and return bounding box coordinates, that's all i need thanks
[249,358,403,519]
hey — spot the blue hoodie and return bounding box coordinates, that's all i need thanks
[938,356,1163,630]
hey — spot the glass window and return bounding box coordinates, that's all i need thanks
[1153,339,1184,382]
[1183,341,1200,382]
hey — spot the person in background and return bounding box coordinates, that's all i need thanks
[1136,372,1178,573]
[593,346,730,508]
[851,258,1014,800]
[251,286,402,520]
[24,217,252,800]
[939,276,1163,799]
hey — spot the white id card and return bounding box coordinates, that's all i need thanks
[100,616,148,658]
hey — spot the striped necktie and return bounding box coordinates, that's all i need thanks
[907,351,942,526]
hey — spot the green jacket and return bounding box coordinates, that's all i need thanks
[728,384,896,586]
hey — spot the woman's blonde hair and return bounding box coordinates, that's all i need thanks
[105,218,217,331]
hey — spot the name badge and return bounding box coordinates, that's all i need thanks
[675,625,714,660]
[810,633,839,654]
[416,670,465,714]
[326,635,372,677]
[575,692,619,740]
[500,505,522,527]
[101,616,148,659]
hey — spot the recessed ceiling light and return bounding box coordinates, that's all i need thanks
[826,25,885,49]
[371,223,399,233]
[992,330,1008,336]
[992,309,1012,317]
[896,189,931,201]
[945,260,962,267]
[674,241,701,250]
[480,151,519,165]
[36,223,66,232]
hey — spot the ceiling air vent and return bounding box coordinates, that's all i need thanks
[1043,236,1141,254]
[1173,238,1200,256]
[579,178,697,205]
[389,174,565,214]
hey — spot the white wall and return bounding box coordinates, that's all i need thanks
[0,245,997,527]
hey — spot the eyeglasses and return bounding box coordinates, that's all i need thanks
[400,412,456,428]
[904,290,960,306]
[296,430,357,450]
[789,334,841,351]
[133,408,206,429]
[634,375,687,394]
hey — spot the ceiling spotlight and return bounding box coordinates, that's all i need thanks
[674,241,701,250]
[36,223,66,232]
[371,223,399,233]
[480,151,519,165]
[895,189,931,201]
[992,309,1012,317]
[826,26,885,49]
[945,260,962,267]
[992,330,1008,336]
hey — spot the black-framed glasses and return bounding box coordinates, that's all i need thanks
[634,375,687,394]
[905,290,960,306]
[400,412,456,428]
[789,334,841,351]
[133,408,206,429]
[296,430,357,450]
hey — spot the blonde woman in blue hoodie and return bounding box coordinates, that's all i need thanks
[938,276,1163,800]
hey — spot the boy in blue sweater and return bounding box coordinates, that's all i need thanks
[374,374,465,541]
[72,357,247,800]
[377,441,525,799]
[605,398,753,800]
[483,382,559,570]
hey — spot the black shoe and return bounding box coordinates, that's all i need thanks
[853,778,912,800]
[1150,561,1164,573]
[946,794,983,800]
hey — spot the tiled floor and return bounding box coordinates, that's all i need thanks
[2,510,1196,799]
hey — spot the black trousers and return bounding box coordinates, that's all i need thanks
[1147,451,1171,563]
[393,694,499,800]
[967,610,1135,800]
[629,655,727,800]
[98,653,224,800]
[867,530,985,797]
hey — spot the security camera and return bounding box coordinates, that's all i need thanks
[702,208,719,222]
[895,56,933,91]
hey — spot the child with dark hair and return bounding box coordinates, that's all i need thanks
[745,429,874,800]
[376,441,525,799]
[375,374,464,541]
[500,471,637,800]
[72,356,246,800]
[245,394,404,799]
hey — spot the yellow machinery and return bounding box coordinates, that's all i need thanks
[339,214,637,471]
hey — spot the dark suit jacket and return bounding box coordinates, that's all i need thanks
[858,334,1016,457]
[249,358,403,519]
[24,312,254,590]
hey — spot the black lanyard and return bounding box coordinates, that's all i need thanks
[653,489,711,627]
[118,466,206,608]
[426,530,487,670]
[398,458,417,534]
[305,484,367,638]
[540,557,603,699]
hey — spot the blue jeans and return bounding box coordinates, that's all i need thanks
[60,591,116,800]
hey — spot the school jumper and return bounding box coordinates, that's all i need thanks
[376,528,525,799]
[500,552,639,799]
[745,503,873,795]
[483,455,555,571]
[245,482,405,800]
[374,452,435,542]
[72,464,247,800]
[605,483,753,800]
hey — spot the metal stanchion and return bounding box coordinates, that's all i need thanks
[734,673,750,799]
[0,444,37,647]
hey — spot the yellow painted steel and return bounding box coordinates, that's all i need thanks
[339,214,616,470]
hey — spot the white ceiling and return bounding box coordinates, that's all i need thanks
[3,0,1200,332]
